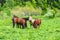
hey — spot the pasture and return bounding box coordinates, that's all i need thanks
[0,16,60,40]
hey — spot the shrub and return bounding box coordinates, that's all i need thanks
[44,8,56,18]
[0,8,11,19]
[3,8,11,16]
[41,9,47,15]
[0,4,3,11]
[55,10,60,17]
[56,13,60,17]
[4,0,15,9]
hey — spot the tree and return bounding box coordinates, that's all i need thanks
[0,0,6,7]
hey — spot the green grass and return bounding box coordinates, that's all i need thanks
[0,17,60,40]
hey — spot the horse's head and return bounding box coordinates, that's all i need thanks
[28,16,35,25]
[13,15,18,18]
[28,16,32,21]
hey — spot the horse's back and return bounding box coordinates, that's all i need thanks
[18,18,25,24]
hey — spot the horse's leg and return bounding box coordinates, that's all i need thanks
[16,23,19,28]
[12,19,15,28]
[21,24,23,29]
[22,24,25,29]
[33,23,37,28]
[13,23,15,28]
[38,24,41,29]
[19,24,21,28]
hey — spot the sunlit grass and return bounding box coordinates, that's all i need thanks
[0,17,60,40]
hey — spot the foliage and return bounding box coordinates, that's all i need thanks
[56,13,60,17]
[11,6,41,16]
[0,8,11,19]
[1,0,60,9]
[0,4,2,11]
[5,0,15,9]
[44,8,56,18]
[55,10,60,17]
[0,0,60,18]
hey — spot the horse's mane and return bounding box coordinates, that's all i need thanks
[22,17,29,21]
[13,15,18,18]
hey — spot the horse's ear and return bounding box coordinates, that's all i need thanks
[13,15,15,16]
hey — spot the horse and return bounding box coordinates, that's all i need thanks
[22,17,29,27]
[17,18,26,28]
[28,16,41,28]
[12,15,26,28]
[12,15,18,28]
[33,19,41,28]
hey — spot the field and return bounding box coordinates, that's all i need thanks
[0,16,60,40]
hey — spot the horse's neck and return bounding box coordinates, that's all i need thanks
[29,17,32,20]
[29,17,35,22]
[29,18,32,21]
[30,19,35,23]
[14,16,18,18]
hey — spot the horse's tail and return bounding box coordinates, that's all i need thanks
[12,18,15,28]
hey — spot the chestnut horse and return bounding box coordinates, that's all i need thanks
[33,19,41,28]
[12,15,28,28]
[12,15,18,28]
[28,16,41,28]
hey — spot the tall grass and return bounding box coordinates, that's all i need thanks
[11,6,42,16]
[0,16,60,40]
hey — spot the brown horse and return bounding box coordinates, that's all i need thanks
[12,15,26,28]
[33,19,41,28]
[28,16,41,28]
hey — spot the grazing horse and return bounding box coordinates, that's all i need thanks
[28,16,35,26]
[12,15,26,28]
[33,19,41,28]
[28,16,41,28]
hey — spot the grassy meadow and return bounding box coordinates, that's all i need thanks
[0,16,60,40]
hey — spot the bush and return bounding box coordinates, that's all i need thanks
[4,0,15,9]
[0,11,8,19]
[3,8,11,16]
[0,8,11,19]
[55,10,60,17]
[44,8,56,18]
[41,9,47,15]
[56,13,60,17]
[25,1,32,7]
[44,12,53,18]
[0,4,3,11]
